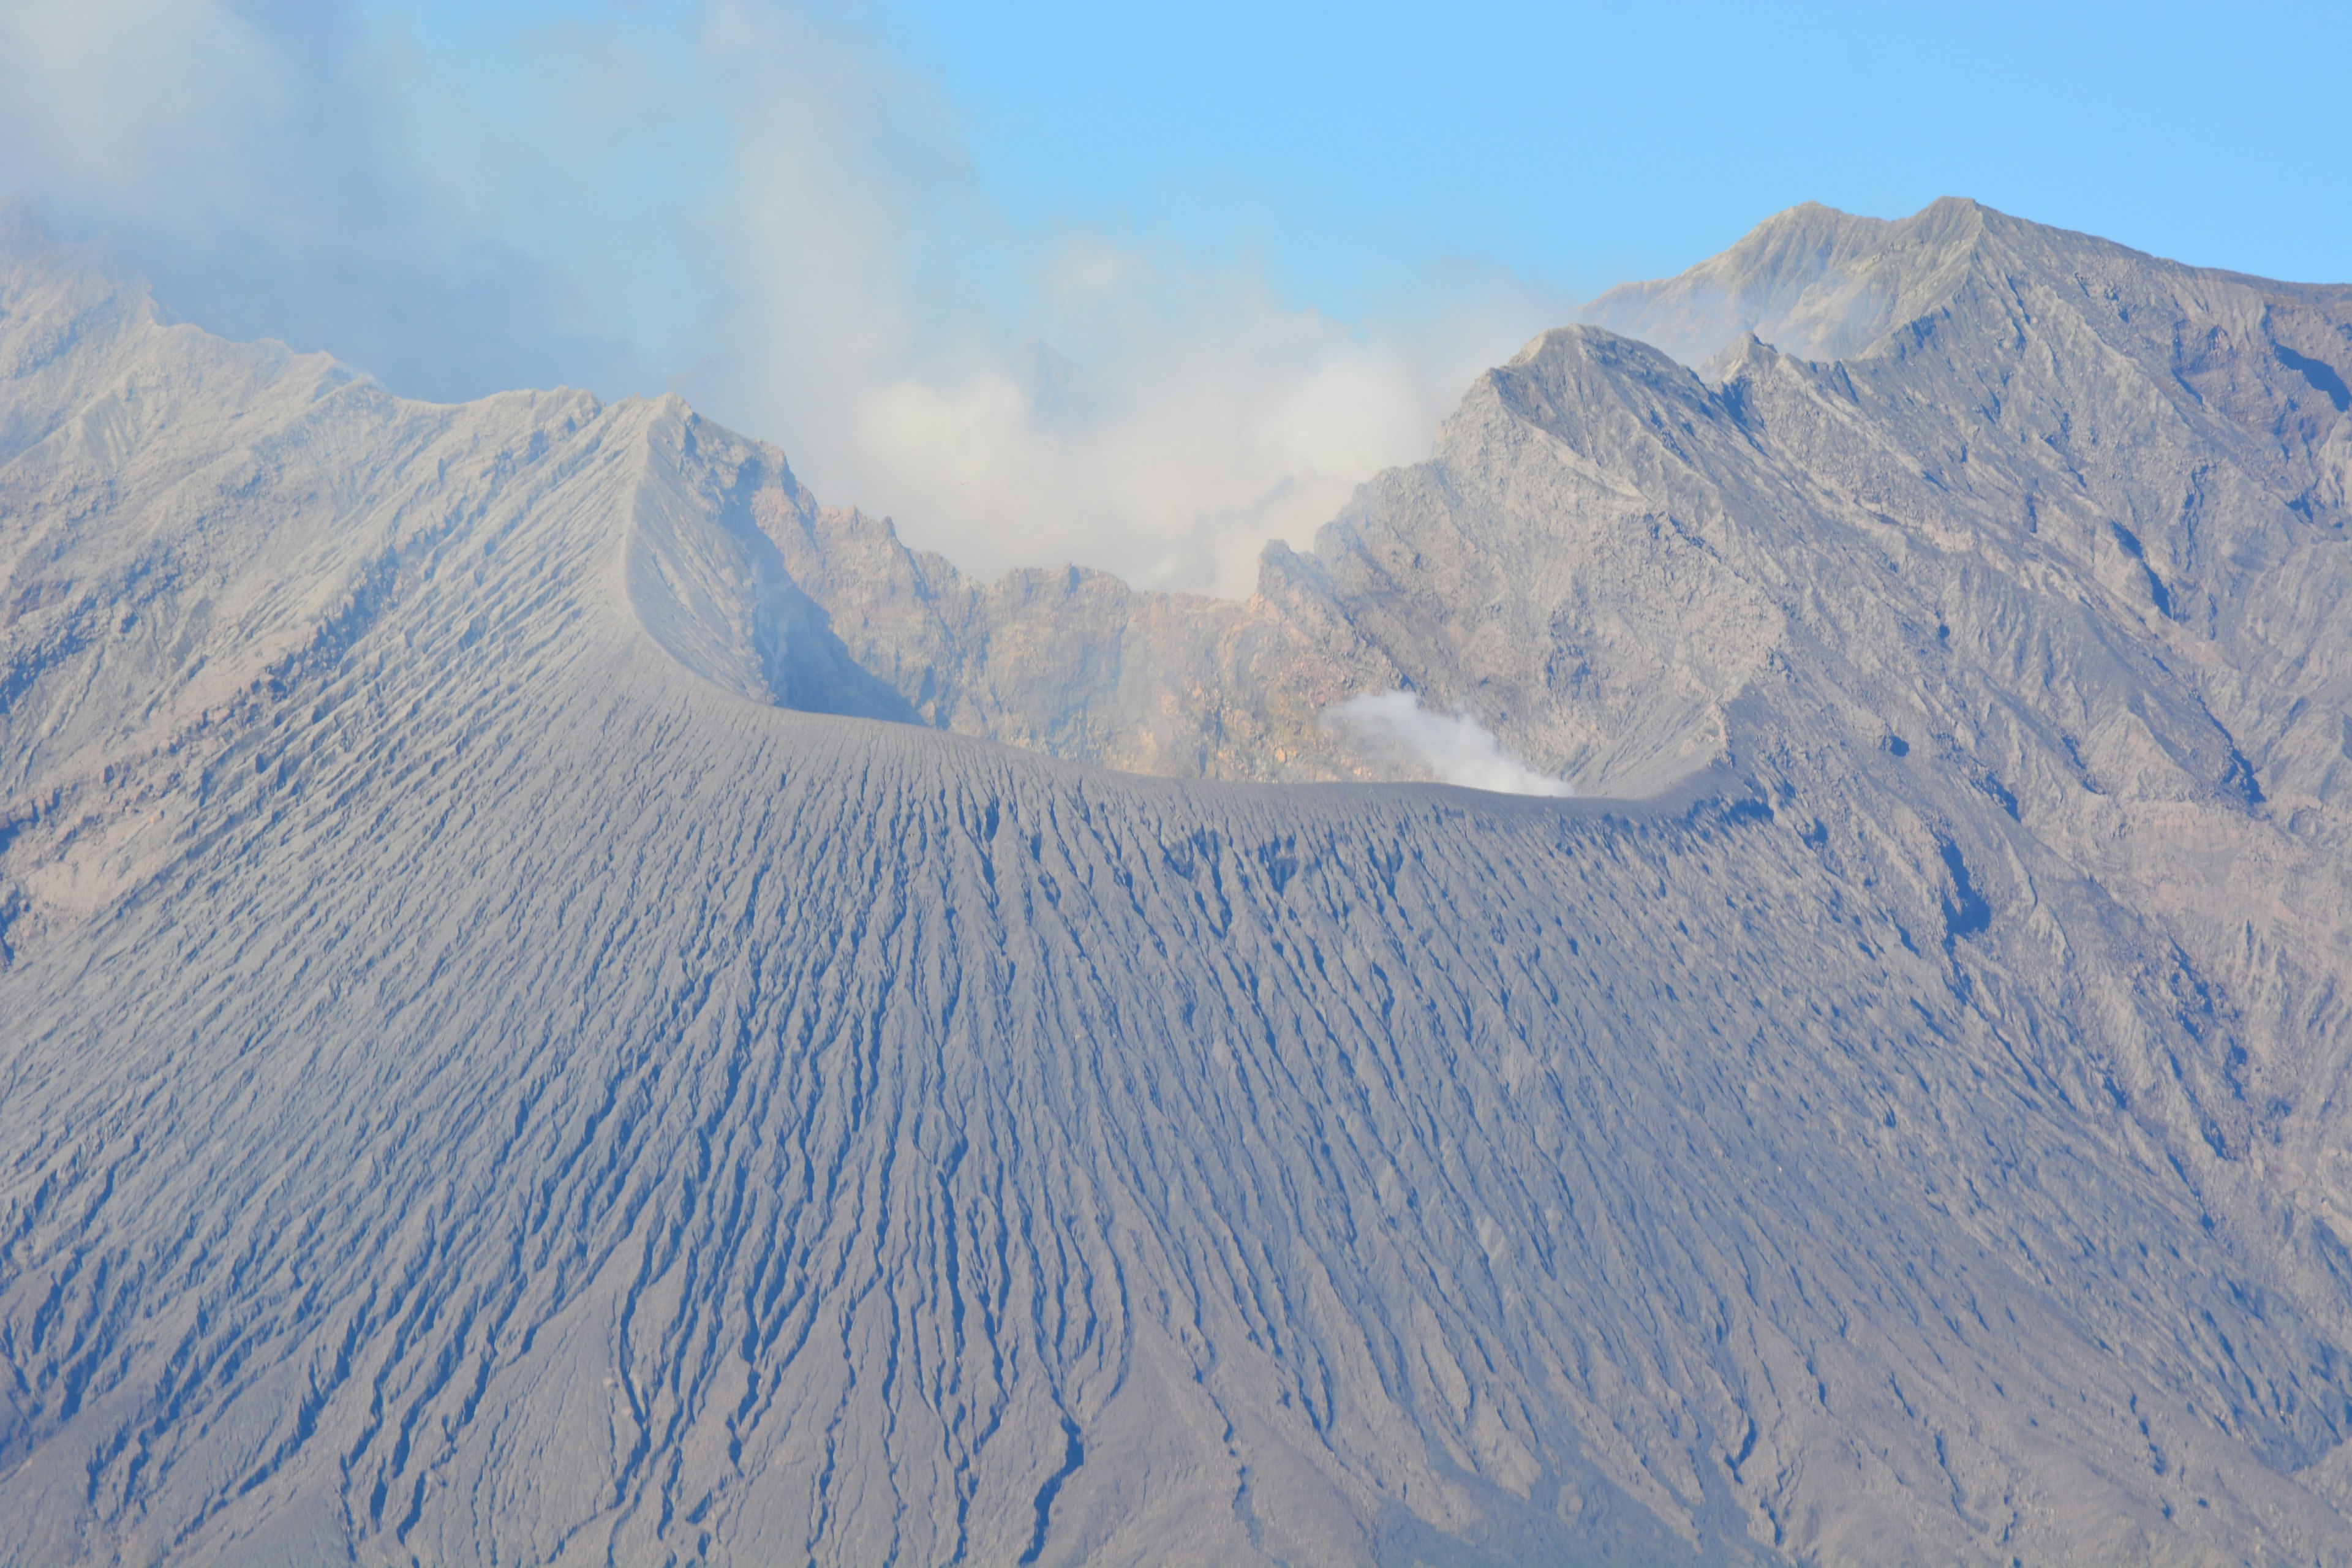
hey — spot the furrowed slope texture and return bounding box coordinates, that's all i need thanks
[4,548,2350,1567]
[1,208,2351,1564]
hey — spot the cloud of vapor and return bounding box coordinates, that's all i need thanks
[1323,693,1573,797]
[668,2,1572,594]
[807,243,1549,594]
[0,0,646,402]
[0,0,1572,597]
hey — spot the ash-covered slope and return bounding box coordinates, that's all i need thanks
[1,205,2351,1567]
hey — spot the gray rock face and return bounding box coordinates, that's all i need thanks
[2,199,2352,1564]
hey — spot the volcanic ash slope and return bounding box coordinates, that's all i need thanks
[0,201,2351,1565]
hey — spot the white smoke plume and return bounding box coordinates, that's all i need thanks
[1324,692,1572,797]
[0,0,1574,599]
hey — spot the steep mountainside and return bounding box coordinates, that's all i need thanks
[2,202,2352,1565]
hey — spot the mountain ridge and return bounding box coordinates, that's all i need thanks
[2,200,2352,1563]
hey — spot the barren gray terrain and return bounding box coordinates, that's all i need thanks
[2,197,2352,1564]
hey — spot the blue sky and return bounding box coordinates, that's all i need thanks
[3,1,2345,590]
[371,0,2352,310]
[862,0,2350,307]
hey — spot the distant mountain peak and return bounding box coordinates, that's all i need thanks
[1576,196,1998,366]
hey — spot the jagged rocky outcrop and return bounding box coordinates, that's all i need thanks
[2,200,2351,1564]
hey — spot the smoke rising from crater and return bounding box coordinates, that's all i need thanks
[1324,691,1573,796]
[0,0,1570,597]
